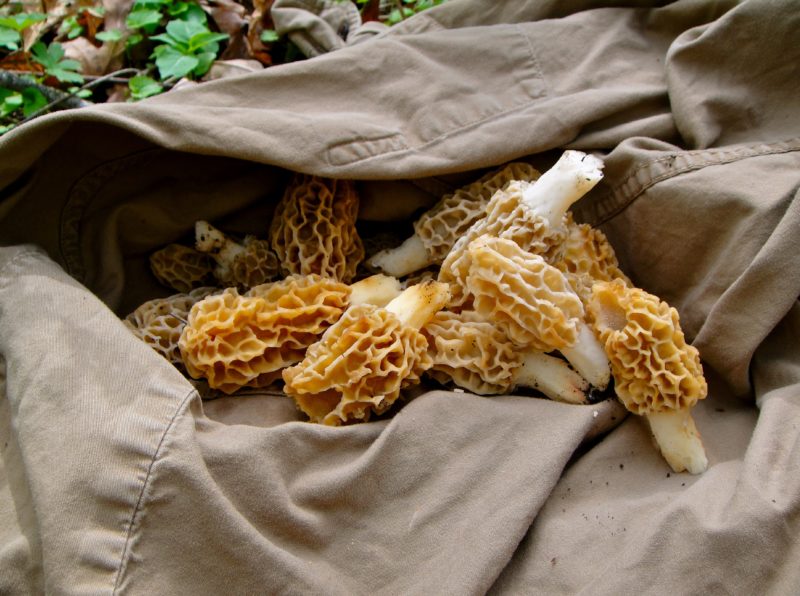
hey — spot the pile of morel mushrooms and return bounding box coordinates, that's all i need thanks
[125,152,709,474]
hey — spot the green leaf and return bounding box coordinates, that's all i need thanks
[96,29,124,42]
[175,3,207,23]
[0,12,47,32]
[1,89,23,118]
[192,50,216,76]
[152,44,199,79]
[260,29,279,43]
[31,42,85,84]
[149,32,184,50]
[47,67,85,84]
[128,74,163,100]
[164,19,208,45]
[67,86,93,99]
[21,87,47,117]
[31,41,62,69]
[126,33,144,48]
[0,27,20,51]
[187,31,228,52]
[125,8,163,30]
[132,0,171,7]
[59,15,83,40]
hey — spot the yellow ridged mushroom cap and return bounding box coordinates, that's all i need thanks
[587,279,707,415]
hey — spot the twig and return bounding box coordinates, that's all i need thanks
[0,70,87,109]
[3,69,140,85]
[15,67,142,127]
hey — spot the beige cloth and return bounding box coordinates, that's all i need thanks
[1,0,799,593]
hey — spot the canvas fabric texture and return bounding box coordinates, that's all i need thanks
[0,0,798,594]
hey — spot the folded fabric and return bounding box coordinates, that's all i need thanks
[0,0,798,593]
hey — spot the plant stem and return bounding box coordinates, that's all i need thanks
[13,68,141,128]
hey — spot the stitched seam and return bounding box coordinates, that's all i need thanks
[111,387,198,594]
[516,22,547,97]
[58,148,165,282]
[593,139,800,225]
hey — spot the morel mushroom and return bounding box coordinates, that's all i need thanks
[124,287,217,369]
[195,221,280,289]
[587,279,708,474]
[269,173,364,283]
[149,243,216,293]
[422,309,592,404]
[367,162,541,277]
[178,274,400,394]
[465,235,611,390]
[555,213,631,308]
[439,150,604,308]
[282,281,450,426]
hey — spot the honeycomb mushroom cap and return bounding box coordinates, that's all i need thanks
[149,244,216,293]
[421,309,522,395]
[588,279,707,415]
[282,303,432,426]
[229,236,281,289]
[124,287,216,368]
[180,275,349,393]
[269,174,364,283]
[555,213,631,307]
[414,162,541,263]
[438,180,567,308]
[465,235,583,351]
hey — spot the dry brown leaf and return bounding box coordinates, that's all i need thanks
[0,51,44,76]
[62,36,124,76]
[247,0,276,66]
[201,0,247,36]
[103,0,136,31]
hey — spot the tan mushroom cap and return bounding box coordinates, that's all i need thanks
[228,237,281,289]
[269,174,364,283]
[282,303,432,426]
[179,275,350,394]
[124,287,217,369]
[149,244,216,293]
[587,279,707,415]
[439,180,567,308]
[194,221,280,290]
[421,309,522,395]
[414,162,541,263]
[555,214,631,307]
[465,235,583,351]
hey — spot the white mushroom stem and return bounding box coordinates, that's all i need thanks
[385,280,450,330]
[559,322,612,390]
[645,408,708,474]
[522,150,604,227]
[348,274,402,308]
[195,220,245,280]
[512,352,590,404]
[367,234,431,278]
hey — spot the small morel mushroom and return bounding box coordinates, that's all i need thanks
[555,213,631,308]
[282,280,450,426]
[587,279,709,474]
[149,243,216,293]
[124,287,217,369]
[465,235,611,390]
[195,221,280,289]
[269,173,364,283]
[178,274,400,394]
[439,150,604,308]
[368,162,541,277]
[422,309,592,404]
